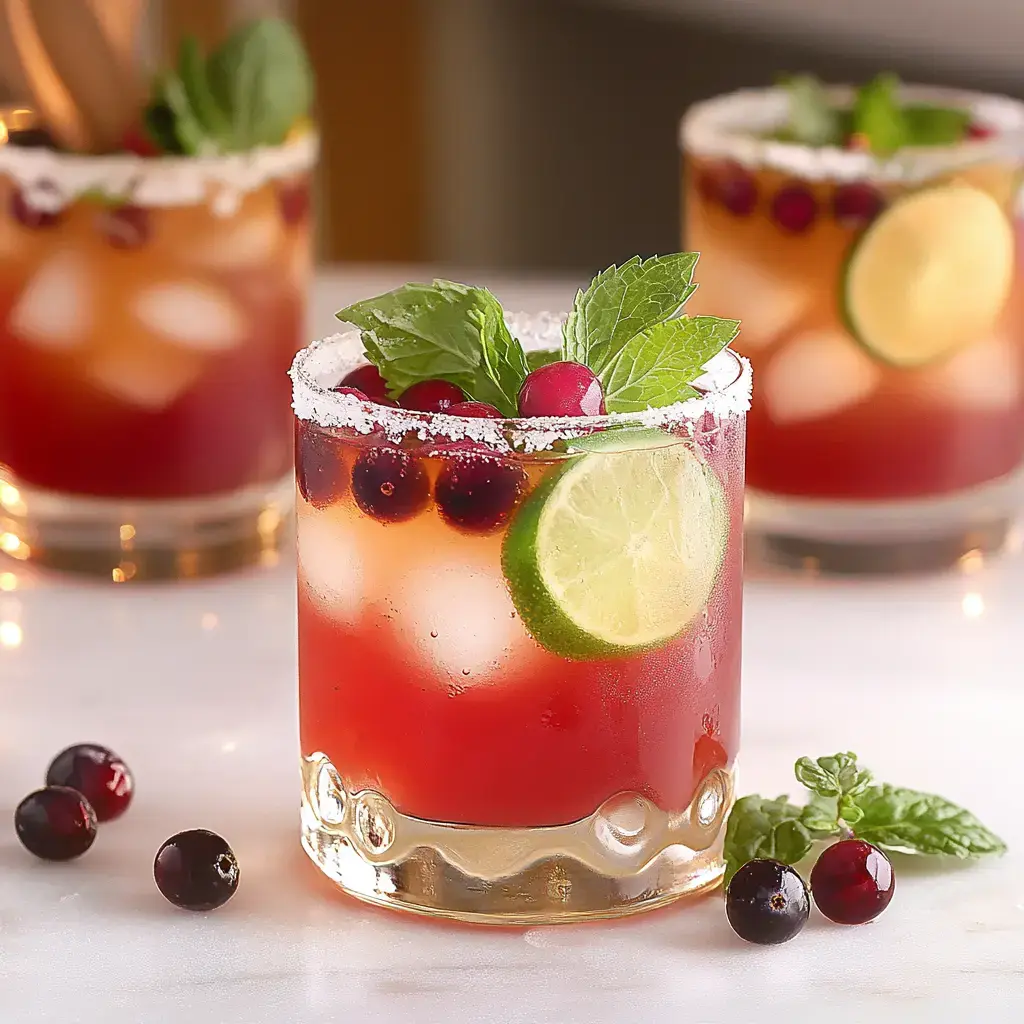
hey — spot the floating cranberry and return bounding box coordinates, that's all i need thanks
[518,362,606,417]
[447,401,503,419]
[967,122,995,140]
[10,188,62,229]
[296,422,348,509]
[278,180,311,225]
[154,829,239,911]
[352,447,429,522]
[436,452,527,533]
[338,364,389,401]
[699,162,758,217]
[97,205,151,249]
[400,379,466,413]
[810,839,894,925]
[45,743,133,822]
[15,787,97,861]
[771,184,818,234]
[832,183,885,227]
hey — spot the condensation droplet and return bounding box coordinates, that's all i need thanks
[461,668,471,676]
[315,761,346,825]
[355,795,395,853]
[430,630,438,639]
[697,773,725,827]
[380,482,395,496]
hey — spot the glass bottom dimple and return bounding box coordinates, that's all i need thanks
[0,470,292,580]
[299,752,733,925]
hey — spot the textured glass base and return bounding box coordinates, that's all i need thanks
[0,470,292,580]
[300,752,733,925]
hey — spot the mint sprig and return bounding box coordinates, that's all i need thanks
[777,74,844,147]
[723,752,1006,885]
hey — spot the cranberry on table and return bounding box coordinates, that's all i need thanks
[771,184,818,234]
[399,379,466,413]
[15,787,98,861]
[352,447,429,522]
[832,183,885,227]
[699,162,759,217]
[436,452,527,533]
[338,364,389,401]
[296,422,349,510]
[518,362,606,417]
[97,205,151,249]
[810,839,895,925]
[447,401,503,419]
[726,858,810,945]
[45,743,134,822]
[154,829,239,911]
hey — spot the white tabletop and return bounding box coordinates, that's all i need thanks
[1,268,1022,1023]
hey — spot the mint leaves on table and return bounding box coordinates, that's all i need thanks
[143,18,313,156]
[724,751,1006,884]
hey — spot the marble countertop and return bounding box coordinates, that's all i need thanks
[1,269,1022,1023]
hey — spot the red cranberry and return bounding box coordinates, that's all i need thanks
[518,362,606,417]
[121,123,161,157]
[447,401,503,419]
[338,364,389,401]
[435,452,527,533]
[296,422,348,510]
[97,205,151,249]
[154,829,239,911]
[810,839,895,925]
[10,188,62,229]
[45,743,133,822]
[15,787,97,861]
[832,182,885,227]
[399,379,466,412]
[967,122,995,140]
[771,184,818,233]
[278,180,311,225]
[375,396,399,408]
[698,162,758,217]
[352,447,429,522]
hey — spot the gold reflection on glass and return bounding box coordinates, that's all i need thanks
[0,572,17,592]
[0,532,30,559]
[0,483,26,516]
[962,592,985,619]
[119,524,136,548]
[260,548,280,568]
[0,620,22,648]
[112,561,138,583]
[959,549,985,575]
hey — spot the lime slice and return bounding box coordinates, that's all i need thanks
[502,441,727,660]
[842,183,1013,367]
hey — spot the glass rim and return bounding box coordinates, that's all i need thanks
[679,84,1024,183]
[290,315,752,454]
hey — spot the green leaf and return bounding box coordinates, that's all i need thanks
[178,36,231,146]
[799,796,842,838]
[724,795,813,885]
[336,281,527,416]
[852,784,1007,858]
[142,100,183,154]
[562,254,699,372]
[852,73,908,155]
[526,348,560,372]
[903,104,971,146]
[598,315,739,413]
[779,74,843,146]
[795,752,873,801]
[155,71,208,155]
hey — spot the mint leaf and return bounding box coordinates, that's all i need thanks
[562,254,699,372]
[154,71,208,155]
[336,281,527,416]
[598,315,739,413]
[800,794,842,837]
[142,100,182,154]
[852,785,1007,858]
[852,73,907,155]
[903,105,970,146]
[178,36,231,147]
[779,74,843,146]
[724,795,812,885]
[795,752,873,801]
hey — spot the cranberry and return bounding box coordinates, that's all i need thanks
[97,205,151,249]
[296,422,348,509]
[399,379,466,412]
[45,743,133,822]
[726,859,810,945]
[698,162,758,217]
[375,397,399,408]
[10,188,62,229]
[436,452,527,533]
[121,123,161,157]
[278,180,311,225]
[771,184,818,233]
[338,364,389,401]
[352,447,429,522]
[967,122,995,140]
[810,839,895,925]
[15,787,97,861]
[832,183,885,227]
[518,362,606,417]
[154,829,239,911]
[447,401,503,419]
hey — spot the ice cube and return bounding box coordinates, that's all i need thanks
[764,328,881,424]
[919,334,1021,411]
[10,251,92,350]
[297,508,365,625]
[131,281,245,352]
[84,345,202,411]
[190,211,283,269]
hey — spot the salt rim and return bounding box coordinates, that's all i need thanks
[290,312,751,455]
[0,128,318,216]
[680,85,1024,184]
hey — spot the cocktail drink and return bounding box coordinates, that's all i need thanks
[682,79,1024,572]
[293,260,750,923]
[0,16,315,578]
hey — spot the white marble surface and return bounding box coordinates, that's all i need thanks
[1,269,1023,1023]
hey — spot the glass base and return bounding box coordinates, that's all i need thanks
[0,469,292,580]
[746,473,1021,575]
[299,752,733,925]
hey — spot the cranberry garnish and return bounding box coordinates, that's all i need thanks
[447,401,503,419]
[338,364,389,401]
[518,361,606,417]
[45,743,133,822]
[698,162,758,217]
[967,122,995,140]
[278,180,311,225]
[10,189,62,229]
[809,839,895,925]
[399,379,466,412]
[375,396,399,407]
[351,447,429,522]
[296,422,348,509]
[97,205,151,249]
[726,859,810,945]
[771,184,818,234]
[154,829,239,911]
[435,451,527,533]
[121,123,161,157]
[15,787,98,861]
[832,182,885,227]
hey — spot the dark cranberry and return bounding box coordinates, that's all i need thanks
[121,123,161,157]
[375,396,399,408]
[399,379,466,412]
[447,401,503,419]
[278,180,311,225]
[352,447,429,522]
[332,386,368,401]
[832,183,885,227]
[967,122,995,140]
[97,205,151,249]
[726,859,810,945]
[435,452,527,533]
[296,422,348,509]
[15,787,97,861]
[771,184,818,233]
[338,364,389,401]
[518,362,606,417]
[154,829,239,911]
[810,839,895,925]
[10,188,62,229]
[699,162,758,217]
[45,743,133,822]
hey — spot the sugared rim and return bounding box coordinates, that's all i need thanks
[680,85,1024,183]
[290,312,751,454]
